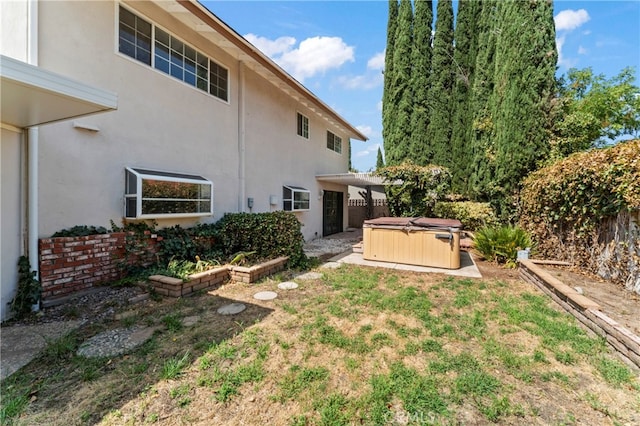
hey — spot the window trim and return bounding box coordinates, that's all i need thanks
[124,167,213,219]
[282,185,310,212]
[116,4,230,103]
[297,112,309,139]
[326,130,342,154]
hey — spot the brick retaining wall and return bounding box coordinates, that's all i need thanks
[39,232,159,302]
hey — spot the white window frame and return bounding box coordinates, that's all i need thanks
[297,112,309,139]
[327,130,342,154]
[125,167,213,219]
[283,185,310,212]
[117,4,229,102]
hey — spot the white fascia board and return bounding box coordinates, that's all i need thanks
[0,54,117,127]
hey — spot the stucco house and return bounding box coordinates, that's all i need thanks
[0,0,367,321]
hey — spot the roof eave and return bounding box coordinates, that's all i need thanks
[177,0,367,142]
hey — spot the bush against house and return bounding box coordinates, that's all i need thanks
[214,211,307,268]
[520,139,640,292]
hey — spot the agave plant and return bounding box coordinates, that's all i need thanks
[473,225,534,267]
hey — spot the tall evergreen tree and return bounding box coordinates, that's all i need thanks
[386,0,414,165]
[376,147,385,169]
[382,0,399,165]
[426,0,454,167]
[490,0,557,215]
[450,0,481,195]
[468,0,499,200]
[409,0,433,165]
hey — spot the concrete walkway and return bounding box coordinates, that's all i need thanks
[1,320,82,381]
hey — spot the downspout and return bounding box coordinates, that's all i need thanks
[238,61,246,212]
[27,0,40,299]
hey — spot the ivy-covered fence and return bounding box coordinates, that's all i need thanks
[520,140,640,293]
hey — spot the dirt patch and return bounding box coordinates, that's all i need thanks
[538,265,640,336]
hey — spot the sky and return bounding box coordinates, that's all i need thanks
[202,0,640,172]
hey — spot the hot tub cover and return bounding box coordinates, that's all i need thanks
[363,217,462,229]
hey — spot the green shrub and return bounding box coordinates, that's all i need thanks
[473,225,533,267]
[216,211,307,268]
[433,201,499,231]
[155,223,221,264]
[375,162,451,217]
[51,225,108,237]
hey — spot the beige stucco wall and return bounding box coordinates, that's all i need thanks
[36,0,239,234]
[0,0,29,61]
[31,0,350,242]
[1,128,23,321]
[242,68,350,239]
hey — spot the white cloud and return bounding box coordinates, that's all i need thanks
[245,34,354,82]
[377,100,383,112]
[554,9,590,32]
[356,125,373,138]
[578,45,588,55]
[244,33,296,57]
[337,73,383,90]
[556,35,576,69]
[356,143,382,158]
[283,37,356,82]
[367,51,385,70]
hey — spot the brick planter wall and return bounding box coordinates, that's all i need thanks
[147,256,289,297]
[229,256,290,283]
[39,232,159,303]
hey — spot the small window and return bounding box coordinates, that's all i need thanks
[119,6,152,65]
[125,168,213,219]
[297,112,309,139]
[283,185,310,211]
[327,131,342,154]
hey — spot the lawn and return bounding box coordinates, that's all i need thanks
[2,264,638,425]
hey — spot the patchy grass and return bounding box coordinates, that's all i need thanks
[1,264,638,425]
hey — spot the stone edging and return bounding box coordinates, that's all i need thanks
[148,256,289,297]
[519,259,640,370]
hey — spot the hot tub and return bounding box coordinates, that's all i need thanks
[363,217,462,269]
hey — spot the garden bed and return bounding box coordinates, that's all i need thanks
[147,256,289,297]
[519,259,640,370]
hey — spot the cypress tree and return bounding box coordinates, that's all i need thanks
[387,0,414,165]
[376,147,385,169]
[409,0,433,165]
[382,0,399,165]
[450,0,481,195]
[426,0,454,167]
[490,0,557,215]
[468,0,499,200]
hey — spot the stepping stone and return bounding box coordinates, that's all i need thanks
[77,326,159,358]
[320,261,341,269]
[254,291,278,301]
[217,303,246,315]
[278,281,298,290]
[295,271,323,280]
[182,315,200,326]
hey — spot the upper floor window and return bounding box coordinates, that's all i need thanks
[125,167,213,219]
[297,112,309,139]
[118,6,152,65]
[327,131,342,154]
[118,5,228,102]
